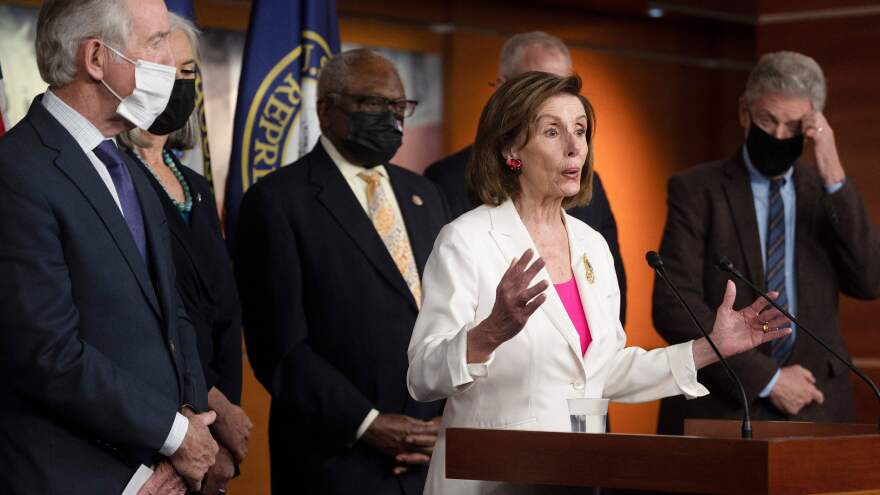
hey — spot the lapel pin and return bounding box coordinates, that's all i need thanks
[196,192,202,203]
[412,194,423,206]
[582,254,595,284]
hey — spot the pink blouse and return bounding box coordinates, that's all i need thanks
[554,278,592,356]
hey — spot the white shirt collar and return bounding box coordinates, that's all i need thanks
[41,89,110,153]
[320,135,387,181]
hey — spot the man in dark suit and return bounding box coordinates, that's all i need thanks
[235,49,449,494]
[653,51,880,434]
[0,1,218,493]
[425,31,628,324]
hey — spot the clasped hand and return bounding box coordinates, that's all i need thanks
[362,413,441,475]
[138,408,219,495]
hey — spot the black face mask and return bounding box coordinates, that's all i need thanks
[148,78,196,135]
[343,111,403,166]
[745,120,803,177]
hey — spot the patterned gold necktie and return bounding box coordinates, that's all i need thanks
[358,169,422,307]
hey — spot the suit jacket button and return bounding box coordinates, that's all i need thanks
[572,381,584,390]
[170,342,176,353]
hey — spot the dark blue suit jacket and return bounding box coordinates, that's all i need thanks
[424,145,628,324]
[235,142,449,495]
[0,98,207,494]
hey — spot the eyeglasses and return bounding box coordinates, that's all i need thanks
[328,92,419,118]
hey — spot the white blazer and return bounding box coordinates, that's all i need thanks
[407,199,709,495]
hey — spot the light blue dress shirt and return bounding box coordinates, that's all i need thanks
[743,146,844,397]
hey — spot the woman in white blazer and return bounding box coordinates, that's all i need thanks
[407,72,790,495]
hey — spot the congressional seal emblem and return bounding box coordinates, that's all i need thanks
[240,31,334,189]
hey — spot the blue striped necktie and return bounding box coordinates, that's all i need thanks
[92,140,148,263]
[767,177,794,363]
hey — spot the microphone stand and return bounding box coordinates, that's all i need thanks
[647,252,752,439]
[717,255,880,433]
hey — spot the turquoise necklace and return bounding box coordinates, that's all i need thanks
[133,148,193,219]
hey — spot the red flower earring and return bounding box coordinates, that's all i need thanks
[506,158,523,172]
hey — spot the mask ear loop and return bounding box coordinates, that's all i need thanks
[102,42,136,65]
[98,41,132,102]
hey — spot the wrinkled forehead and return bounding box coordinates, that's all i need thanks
[534,93,588,122]
[750,92,813,122]
[126,0,170,47]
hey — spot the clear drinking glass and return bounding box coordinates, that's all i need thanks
[567,398,609,433]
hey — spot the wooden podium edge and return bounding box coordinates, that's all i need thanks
[445,427,880,494]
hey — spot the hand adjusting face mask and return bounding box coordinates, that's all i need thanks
[100,43,177,131]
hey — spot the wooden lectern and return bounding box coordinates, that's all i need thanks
[445,420,880,494]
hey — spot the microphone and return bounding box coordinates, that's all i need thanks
[647,251,753,439]
[717,256,880,432]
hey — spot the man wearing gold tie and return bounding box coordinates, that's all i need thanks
[234,49,450,495]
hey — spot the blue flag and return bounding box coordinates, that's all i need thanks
[164,0,195,20]
[224,0,340,240]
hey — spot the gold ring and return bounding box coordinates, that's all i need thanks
[762,323,769,333]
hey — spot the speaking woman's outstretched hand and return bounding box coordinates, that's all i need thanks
[693,280,793,369]
[467,249,548,363]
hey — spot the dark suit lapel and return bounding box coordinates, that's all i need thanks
[310,144,418,310]
[125,152,174,325]
[722,152,765,293]
[29,102,162,319]
[790,163,819,363]
[792,163,818,301]
[126,154,186,397]
[387,167,432,275]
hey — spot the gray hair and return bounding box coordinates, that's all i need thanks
[499,31,571,80]
[166,109,199,150]
[36,0,132,87]
[118,12,201,151]
[117,108,198,151]
[744,51,827,112]
[317,48,393,101]
[164,12,200,150]
[168,12,201,63]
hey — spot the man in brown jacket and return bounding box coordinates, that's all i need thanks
[653,51,880,434]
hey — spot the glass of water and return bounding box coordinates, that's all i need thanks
[567,398,609,433]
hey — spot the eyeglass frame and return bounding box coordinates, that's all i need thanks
[324,92,419,118]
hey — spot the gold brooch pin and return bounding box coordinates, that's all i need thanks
[582,254,595,284]
[412,194,423,206]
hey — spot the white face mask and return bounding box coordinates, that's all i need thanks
[101,43,177,130]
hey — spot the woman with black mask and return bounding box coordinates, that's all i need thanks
[118,13,252,495]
